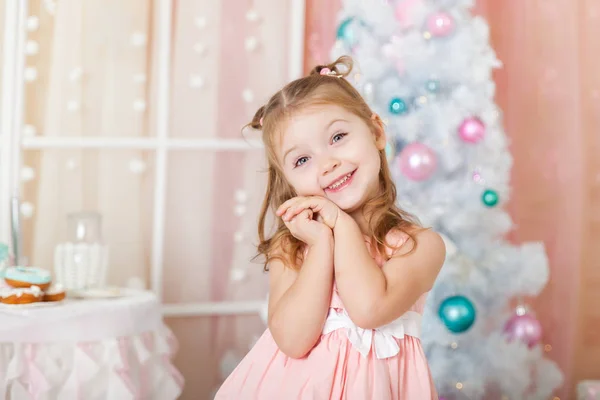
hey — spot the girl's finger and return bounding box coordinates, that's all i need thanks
[276,197,303,216]
[296,198,324,213]
[288,209,311,225]
[283,205,307,221]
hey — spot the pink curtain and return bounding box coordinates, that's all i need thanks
[305,0,600,398]
[166,1,290,398]
[475,1,600,396]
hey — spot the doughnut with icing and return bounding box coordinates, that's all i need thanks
[0,285,43,304]
[43,283,66,302]
[4,266,51,291]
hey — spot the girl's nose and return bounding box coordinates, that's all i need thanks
[320,157,341,176]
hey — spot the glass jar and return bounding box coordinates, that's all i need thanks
[54,211,109,290]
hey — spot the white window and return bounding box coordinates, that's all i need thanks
[1,0,304,393]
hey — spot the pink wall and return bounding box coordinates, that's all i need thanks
[304,0,600,398]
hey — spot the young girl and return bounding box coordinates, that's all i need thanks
[215,56,445,400]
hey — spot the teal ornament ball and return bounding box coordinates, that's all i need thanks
[336,17,356,46]
[426,79,440,93]
[438,295,476,333]
[389,97,408,115]
[482,189,499,207]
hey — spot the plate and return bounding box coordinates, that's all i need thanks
[0,300,64,308]
[67,287,124,299]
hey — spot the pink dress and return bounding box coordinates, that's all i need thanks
[215,232,437,400]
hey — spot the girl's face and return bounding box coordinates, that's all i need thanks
[277,104,386,213]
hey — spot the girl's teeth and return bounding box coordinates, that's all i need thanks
[328,173,352,189]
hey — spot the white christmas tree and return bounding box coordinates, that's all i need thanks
[331,0,563,398]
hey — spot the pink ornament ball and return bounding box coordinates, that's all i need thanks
[426,12,455,37]
[398,143,437,181]
[458,117,486,143]
[504,313,543,348]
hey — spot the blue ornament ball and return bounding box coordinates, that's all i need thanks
[438,295,476,333]
[389,97,408,115]
[336,17,357,46]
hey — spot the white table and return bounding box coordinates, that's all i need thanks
[0,288,183,399]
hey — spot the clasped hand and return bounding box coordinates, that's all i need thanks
[276,196,340,246]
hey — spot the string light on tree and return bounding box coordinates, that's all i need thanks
[362,82,374,103]
[425,79,440,93]
[472,170,485,184]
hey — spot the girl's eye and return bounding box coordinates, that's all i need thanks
[332,132,347,143]
[295,156,309,167]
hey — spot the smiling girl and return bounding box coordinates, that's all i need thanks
[215,56,445,400]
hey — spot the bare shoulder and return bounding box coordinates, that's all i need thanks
[388,226,445,258]
[383,227,445,292]
[414,228,446,256]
